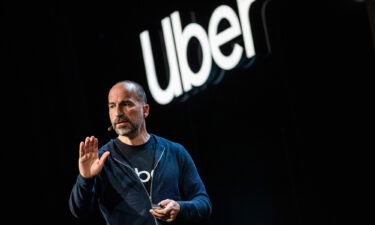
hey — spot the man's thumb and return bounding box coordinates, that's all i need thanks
[99,151,110,165]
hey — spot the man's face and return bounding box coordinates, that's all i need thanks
[108,85,149,138]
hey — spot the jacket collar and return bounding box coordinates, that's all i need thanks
[108,134,165,168]
[153,134,166,165]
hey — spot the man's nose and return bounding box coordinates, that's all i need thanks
[115,106,124,117]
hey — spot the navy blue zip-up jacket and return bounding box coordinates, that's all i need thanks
[69,134,212,225]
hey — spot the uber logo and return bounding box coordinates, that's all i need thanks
[135,168,154,183]
[140,0,256,105]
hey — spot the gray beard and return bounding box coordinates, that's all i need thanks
[115,125,138,138]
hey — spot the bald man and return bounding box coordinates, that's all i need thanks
[69,81,211,225]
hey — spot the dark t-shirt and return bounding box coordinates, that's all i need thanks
[114,136,156,194]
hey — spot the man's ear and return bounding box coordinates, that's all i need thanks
[143,104,150,118]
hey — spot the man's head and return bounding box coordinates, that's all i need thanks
[108,80,149,139]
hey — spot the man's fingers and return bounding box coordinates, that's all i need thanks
[158,199,172,212]
[153,208,167,214]
[79,141,85,157]
[166,217,175,222]
[84,137,90,153]
[89,136,94,154]
[154,199,177,215]
[160,201,174,214]
[164,210,177,222]
[153,208,172,218]
[150,210,175,222]
[94,138,98,153]
[81,136,97,157]
[165,203,173,211]
[91,136,97,154]
[158,199,171,206]
[150,208,178,222]
[154,200,180,222]
[149,210,168,219]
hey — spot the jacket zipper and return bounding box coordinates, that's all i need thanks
[113,147,165,225]
[150,147,165,210]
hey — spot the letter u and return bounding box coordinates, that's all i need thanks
[140,17,183,105]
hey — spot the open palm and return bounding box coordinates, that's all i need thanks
[79,136,110,178]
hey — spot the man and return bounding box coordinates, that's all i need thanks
[69,80,211,225]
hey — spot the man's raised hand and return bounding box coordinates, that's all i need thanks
[79,136,110,178]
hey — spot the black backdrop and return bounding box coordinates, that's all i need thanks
[4,0,374,225]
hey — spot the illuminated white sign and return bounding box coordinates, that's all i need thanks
[140,0,255,105]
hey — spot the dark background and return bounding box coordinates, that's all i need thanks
[4,0,373,224]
